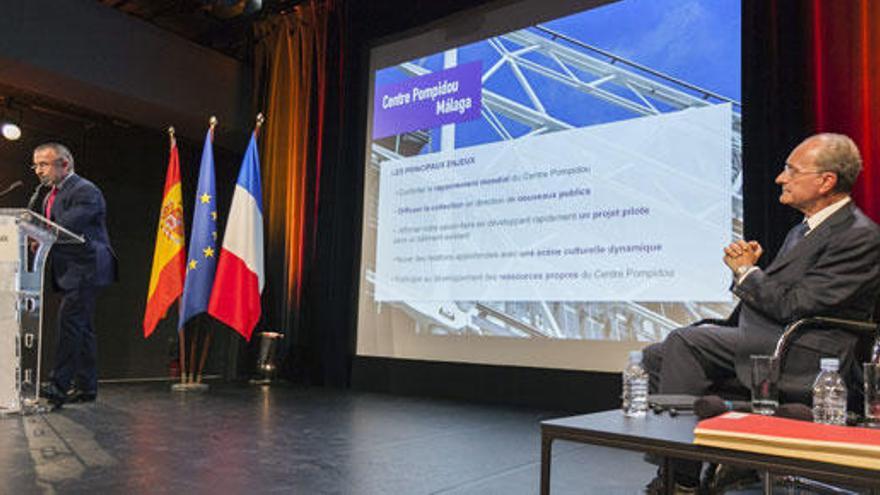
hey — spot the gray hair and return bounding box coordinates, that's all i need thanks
[34,142,75,172]
[810,133,861,193]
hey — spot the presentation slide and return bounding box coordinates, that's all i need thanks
[357,0,742,372]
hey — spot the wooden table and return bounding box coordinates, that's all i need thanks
[540,409,880,494]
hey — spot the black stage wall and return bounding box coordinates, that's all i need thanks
[0,0,253,147]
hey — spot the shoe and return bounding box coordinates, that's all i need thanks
[40,382,67,408]
[66,387,97,403]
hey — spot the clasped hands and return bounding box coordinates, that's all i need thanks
[723,239,763,273]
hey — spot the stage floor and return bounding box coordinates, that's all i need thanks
[0,383,655,494]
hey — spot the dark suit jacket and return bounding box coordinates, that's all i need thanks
[44,174,117,290]
[731,202,880,403]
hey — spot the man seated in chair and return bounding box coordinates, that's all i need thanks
[642,133,880,493]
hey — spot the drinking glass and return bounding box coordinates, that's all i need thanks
[751,355,779,415]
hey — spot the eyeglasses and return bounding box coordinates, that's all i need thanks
[781,163,826,178]
[30,159,62,171]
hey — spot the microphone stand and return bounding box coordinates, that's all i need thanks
[0,180,23,201]
[27,183,45,211]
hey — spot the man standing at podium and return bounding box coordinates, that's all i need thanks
[30,143,117,408]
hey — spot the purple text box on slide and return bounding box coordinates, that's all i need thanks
[372,61,483,140]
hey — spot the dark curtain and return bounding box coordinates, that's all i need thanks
[297,0,361,387]
[253,0,355,385]
[806,0,880,221]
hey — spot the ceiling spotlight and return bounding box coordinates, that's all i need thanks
[0,97,21,141]
[1,122,20,141]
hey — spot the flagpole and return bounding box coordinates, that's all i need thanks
[189,326,199,383]
[195,330,212,383]
[198,113,266,382]
[255,112,265,137]
[193,116,219,384]
[168,125,188,386]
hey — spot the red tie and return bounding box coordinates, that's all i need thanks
[44,187,58,219]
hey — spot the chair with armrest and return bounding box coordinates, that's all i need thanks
[772,315,878,412]
[646,312,879,494]
[687,311,879,409]
[705,313,879,495]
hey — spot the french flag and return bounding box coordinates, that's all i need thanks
[208,133,264,340]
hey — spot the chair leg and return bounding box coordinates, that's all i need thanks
[701,462,718,493]
[663,456,674,495]
[762,471,772,495]
[776,475,864,495]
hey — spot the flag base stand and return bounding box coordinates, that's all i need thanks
[248,331,283,387]
[171,382,209,392]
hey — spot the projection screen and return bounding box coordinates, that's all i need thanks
[357,0,742,372]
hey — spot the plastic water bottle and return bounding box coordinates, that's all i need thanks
[622,350,648,417]
[812,358,847,426]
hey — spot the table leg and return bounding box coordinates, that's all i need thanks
[663,457,674,495]
[540,434,553,495]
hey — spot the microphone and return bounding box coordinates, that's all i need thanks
[693,395,750,419]
[27,183,45,211]
[0,180,22,199]
[695,395,815,422]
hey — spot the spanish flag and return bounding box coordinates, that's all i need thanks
[143,136,186,337]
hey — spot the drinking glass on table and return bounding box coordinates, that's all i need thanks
[750,355,779,415]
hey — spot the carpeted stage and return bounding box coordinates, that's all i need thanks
[0,384,655,494]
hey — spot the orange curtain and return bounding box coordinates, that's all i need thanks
[255,0,337,333]
[809,0,880,220]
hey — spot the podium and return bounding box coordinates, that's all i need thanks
[0,208,83,414]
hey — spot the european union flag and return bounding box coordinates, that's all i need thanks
[179,127,218,329]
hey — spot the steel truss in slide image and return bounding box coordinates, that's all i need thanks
[366,24,742,342]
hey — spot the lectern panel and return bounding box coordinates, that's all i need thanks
[0,217,20,413]
[0,271,19,412]
[0,209,74,414]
